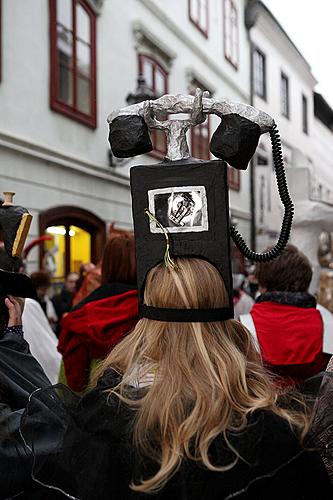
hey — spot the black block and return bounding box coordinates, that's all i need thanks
[210,113,261,170]
[130,159,233,311]
[109,115,153,158]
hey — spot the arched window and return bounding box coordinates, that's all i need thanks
[138,54,169,157]
[49,0,97,127]
[39,206,106,279]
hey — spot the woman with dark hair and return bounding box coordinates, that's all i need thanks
[1,258,333,499]
[57,234,138,392]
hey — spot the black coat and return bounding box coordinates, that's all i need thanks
[0,329,332,500]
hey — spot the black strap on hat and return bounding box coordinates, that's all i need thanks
[139,304,234,322]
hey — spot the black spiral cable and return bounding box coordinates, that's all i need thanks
[230,123,294,262]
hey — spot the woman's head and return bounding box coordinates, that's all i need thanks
[101,233,136,285]
[256,244,312,293]
[144,258,229,309]
[96,257,309,493]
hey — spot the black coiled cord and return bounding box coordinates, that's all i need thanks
[230,123,294,262]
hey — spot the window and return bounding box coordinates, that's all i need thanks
[302,94,308,134]
[228,166,240,191]
[191,118,210,160]
[188,0,208,37]
[49,0,97,128]
[253,48,266,100]
[224,0,238,69]
[281,73,289,118]
[138,54,168,157]
[190,82,210,160]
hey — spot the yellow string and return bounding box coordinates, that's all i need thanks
[144,209,177,269]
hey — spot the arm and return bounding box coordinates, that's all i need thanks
[0,298,54,497]
[0,297,51,410]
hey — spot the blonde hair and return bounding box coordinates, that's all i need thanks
[94,258,310,493]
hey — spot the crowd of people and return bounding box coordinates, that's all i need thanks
[1,237,333,498]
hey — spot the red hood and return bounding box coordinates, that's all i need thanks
[58,289,138,391]
[251,301,323,365]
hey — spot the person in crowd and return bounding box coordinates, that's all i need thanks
[0,257,332,499]
[72,261,101,307]
[240,244,333,386]
[58,234,138,392]
[243,265,260,299]
[30,270,58,329]
[233,273,255,319]
[52,271,79,336]
[0,248,61,382]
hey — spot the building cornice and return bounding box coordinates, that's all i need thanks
[185,67,217,95]
[0,131,130,187]
[230,207,251,220]
[133,20,177,69]
[138,0,249,101]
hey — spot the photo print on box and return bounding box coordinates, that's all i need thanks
[148,186,209,233]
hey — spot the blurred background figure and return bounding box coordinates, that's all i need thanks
[240,245,333,387]
[244,265,260,299]
[317,231,333,313]
[52,271,79,336]
[0,248,60,383]
[58,234,138,393]
[30,271,58,330]
[22,298,61,383]
[233,273,254,319]
[72,262,101,307]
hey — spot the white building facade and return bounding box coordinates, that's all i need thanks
[0,0,252,277]
[247,0,333,291]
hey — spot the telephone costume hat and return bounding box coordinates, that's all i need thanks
[108,88,294,322]
[1,92,333,500]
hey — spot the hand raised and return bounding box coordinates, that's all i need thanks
[5,296,25,327]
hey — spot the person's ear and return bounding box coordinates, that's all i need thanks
[109,115,153,158]
[210,113,261,170]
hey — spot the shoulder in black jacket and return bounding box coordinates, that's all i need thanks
[0,330,332,500]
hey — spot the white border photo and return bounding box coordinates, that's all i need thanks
[148,186,209,233]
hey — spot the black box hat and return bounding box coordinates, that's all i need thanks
[131,159,234,322]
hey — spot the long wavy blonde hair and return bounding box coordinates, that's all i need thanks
[94,258,310,493]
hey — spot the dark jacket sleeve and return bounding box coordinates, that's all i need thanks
[0,328,56,498]
[0,327,51,409]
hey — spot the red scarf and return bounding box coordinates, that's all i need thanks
[251,301,328,384]
[58,289,138,391]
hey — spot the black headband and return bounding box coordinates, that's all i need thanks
[139,304,234,322]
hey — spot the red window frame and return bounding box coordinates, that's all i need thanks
[49,0,97,128]
[190,82,210,160]
[191,117,210,160]
[223,0,239,70]
[188,0,209,38]
[138,54,169,158]
[228,166,240,191]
